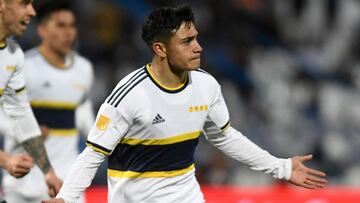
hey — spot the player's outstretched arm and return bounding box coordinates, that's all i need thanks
[289,154,327,189]
[0,150,34,178]
[21,137,63,197]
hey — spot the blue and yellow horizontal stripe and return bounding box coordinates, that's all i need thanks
[86,141,111,155]
[30,100,77,110]
[120,131,202,145]
[48,128,78,136]
[108,131,202,177]
[31,100,78,130]
[108,163,195,178]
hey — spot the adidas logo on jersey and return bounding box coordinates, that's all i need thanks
[152,114,165,125]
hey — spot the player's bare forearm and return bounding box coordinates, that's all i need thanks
[21,136,51,174]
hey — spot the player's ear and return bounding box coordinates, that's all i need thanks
[152,42,167,58]
[0,0,5,13]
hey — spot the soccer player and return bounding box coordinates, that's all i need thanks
[44,5,327,203]
[2,1,94,203]
[0,0,62,198]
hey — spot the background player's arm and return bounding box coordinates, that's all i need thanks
[3,62,62,196]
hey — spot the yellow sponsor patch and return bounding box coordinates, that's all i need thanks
[96,115,110,130]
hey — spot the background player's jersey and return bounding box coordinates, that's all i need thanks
[2,47,94,202]
[87,64,229,203]
[0,38,40,142]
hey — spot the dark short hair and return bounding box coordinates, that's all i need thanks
[36,0,73,23]
[142,5,195,46]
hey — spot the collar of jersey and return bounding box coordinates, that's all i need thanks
[145,64,189,93]
[38,47,74,69]
[0,39,6,49]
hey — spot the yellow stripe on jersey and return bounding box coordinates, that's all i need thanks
[31,100,77,110]
[120,131,202,146]
[146,64,188,91]
[108,163,195,178]
[48,128,78,136]
[0,88,4,96]
[86,143,111,155]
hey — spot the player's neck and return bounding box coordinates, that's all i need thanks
[39,45,70,69]
[150,58,187,88]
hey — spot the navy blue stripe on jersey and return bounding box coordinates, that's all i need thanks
[86,140,112,154]
[15,86,25,93]
[106,68,145,104]
[32,107,75,129]
[108,137,199,172]
[220,120,230,131]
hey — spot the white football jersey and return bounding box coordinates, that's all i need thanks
[87,64,230,203]
[2,47,94,202]
[0,38,40,142]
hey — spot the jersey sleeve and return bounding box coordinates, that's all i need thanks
[205,82,230,133]
[86,102,131,155]
[2,53,41,142]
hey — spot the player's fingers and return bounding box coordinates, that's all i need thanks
[20,154,34,166]
[48,186,56,198]
[299,154,313,162]
[301,182,316,189]
[308,168,326,177]
[305,179,326,188]
[307,174,327,184]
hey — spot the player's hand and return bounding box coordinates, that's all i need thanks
[44,169,63,197]
[42,198,65,203]
[4,153,34,178]
[289,154,327,189]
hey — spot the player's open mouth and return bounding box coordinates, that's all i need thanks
[20,20,30,27]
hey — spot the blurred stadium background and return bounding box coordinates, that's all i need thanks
[2,0,360,202]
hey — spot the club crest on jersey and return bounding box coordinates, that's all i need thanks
[96,114,110,130]
[188,105,208,112]
[5,65,16,72]
[152,114,165,125]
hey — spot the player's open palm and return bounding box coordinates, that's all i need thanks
[289,154,327,189]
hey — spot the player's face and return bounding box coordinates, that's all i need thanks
[166,22,202,71]
[40,10,77,55]
[0,0,36,37]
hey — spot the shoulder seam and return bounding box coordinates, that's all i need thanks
[106,69,148,107]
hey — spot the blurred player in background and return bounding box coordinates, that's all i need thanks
[45,5,327,203]
[2,1,94,203]
[0,0,62,199]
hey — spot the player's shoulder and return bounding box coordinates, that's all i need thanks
[4,38,24,60]
[190,68,219,86]
[24,47,41,59]
[73,52,92,68]
[105,66,148,107]
[5,38,22,54]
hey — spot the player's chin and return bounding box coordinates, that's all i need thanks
[187,60,201,70]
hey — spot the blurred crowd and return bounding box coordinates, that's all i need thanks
[11,0,360,187]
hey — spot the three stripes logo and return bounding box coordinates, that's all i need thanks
[106,68,148,107]
[152,114,165,125]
